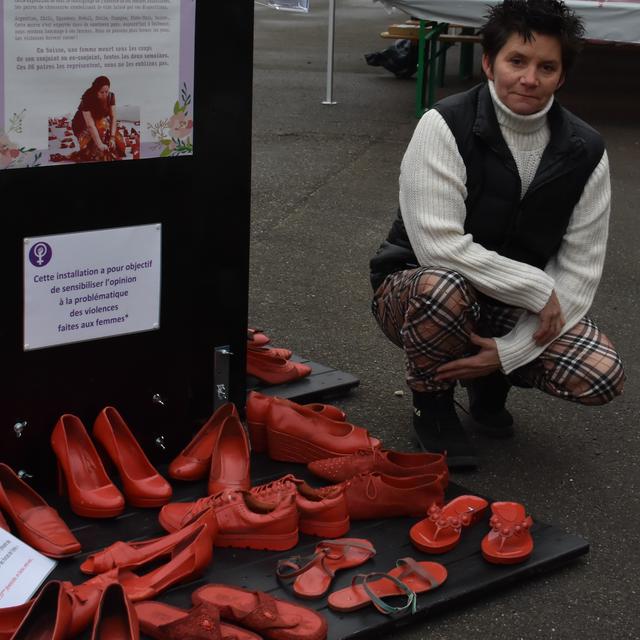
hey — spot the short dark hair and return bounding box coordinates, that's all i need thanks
[480,0,585,73]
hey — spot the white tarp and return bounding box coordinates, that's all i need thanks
[375,0,640,44]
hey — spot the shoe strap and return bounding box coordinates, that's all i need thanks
[229,591,297,630]
[351,572,417,616]
[426,503,473,538]
[395,557,445,590]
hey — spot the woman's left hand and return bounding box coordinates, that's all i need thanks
[108,137,116,150]
[434,333,501,381]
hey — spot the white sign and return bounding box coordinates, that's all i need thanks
[1,0,196,169]
[0,530,56,609]
[23,224,161,350]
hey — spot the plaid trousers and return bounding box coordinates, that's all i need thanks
[372,267,625,403]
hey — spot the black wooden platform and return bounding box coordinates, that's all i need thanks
[247,353,360,404]
[45,455,589,640]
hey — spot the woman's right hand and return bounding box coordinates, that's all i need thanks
[98,142,109,153]
[533,289,565,346]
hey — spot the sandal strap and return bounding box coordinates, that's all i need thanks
[159,602,224,640]
[395,557,445,590]
[230,591,297,631]
[352,572,417,616]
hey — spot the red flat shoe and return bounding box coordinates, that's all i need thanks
[0,463,81,558]
[80,510,217,574]
[135,600,261,640]
[6,581,72,640]
[159,491,299,552]
[410,495,489,554]
[251,474,350,538]
[93,407,172,508]
[342,472,445,520]
[246,391,345,453]
[207,415,250,495]
[327,557,446,615]
[192,584,328,640]
[266,402,381,463]
[90,582,139,640]
[51,414,125,518]
[277,538,376,599]
[308,448,448,484]
[168,403,239,481]
[481,501,534,565]
[247,349,311,385]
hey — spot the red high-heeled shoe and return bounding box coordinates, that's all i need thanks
[93,407,172,508]
[168,403,239,481]
[207,415,250,495]
[51,414,125,518]
[0,463,81,558]
[90,582,139,640]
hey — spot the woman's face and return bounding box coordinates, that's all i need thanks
[482,31,564,115]
[97,84,110,101]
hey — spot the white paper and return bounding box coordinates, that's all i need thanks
[23,223,162,350]
[0,530,56,609]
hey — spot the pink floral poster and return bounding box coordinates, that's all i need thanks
[1,0,195,170]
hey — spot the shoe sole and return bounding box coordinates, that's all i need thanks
[215,529,299,551]
[247,420,268,453]
[267,428,352,463]
[300,515,350,538]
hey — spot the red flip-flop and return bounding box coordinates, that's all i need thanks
[481,501,534,564]
[410,495,489,554]
[277,538,376,599]
[327,557,447,615]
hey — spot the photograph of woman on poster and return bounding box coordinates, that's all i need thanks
[69,76,127,162]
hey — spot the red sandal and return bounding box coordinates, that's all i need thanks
[409,495,489,554]
[481,501,534,564]
[276,538,376,599]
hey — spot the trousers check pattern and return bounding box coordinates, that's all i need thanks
[372,267,625,403]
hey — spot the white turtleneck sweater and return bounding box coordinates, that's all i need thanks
[399,81,611,374]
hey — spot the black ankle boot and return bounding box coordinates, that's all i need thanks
[412,388,477,469]
[464,372,514,437]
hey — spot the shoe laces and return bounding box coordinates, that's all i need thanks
[345,472,381,500]
[191,490,241,513]
[252,474,299,496]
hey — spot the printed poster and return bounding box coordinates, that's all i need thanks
[0,0,195,169]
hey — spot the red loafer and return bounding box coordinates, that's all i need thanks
[308,448,448,485]
[251,474,350,538]
[246,349,311,385]
[266,402,381,463]
[207,415,251,495]
[246,391,346,453]
[90,582,139,640]
[168,403,239,481]
[0,463,81,558]
[159,490,299,551]
[93,407,172,508]
[342,472,445,520]
[51,414,125,518]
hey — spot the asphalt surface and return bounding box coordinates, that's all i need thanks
[249,2,639,638]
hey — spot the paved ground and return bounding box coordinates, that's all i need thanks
[249,2,639,638]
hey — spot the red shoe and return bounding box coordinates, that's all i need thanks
[168,403,239,481]
[51,414,125,518]
[266,402,381,463]
[80,511,217,574]
[342,472,445,520]
[207,415,250,495]
[93,407,172,508]
[247,343,293,359]
[247,327,270,346]
[0,511,8,531]
[247,349,311,385]
[251,474,350,538]
[308,448,448,485]
[410,495,489,554]
[159,490,299,551]
[6,581,72,640]
[246,391,346,453]
[64,571,120,638]
[135,601,262,640]
[481,502,534,565]
[90,582,139,640]
[0,463,81,558]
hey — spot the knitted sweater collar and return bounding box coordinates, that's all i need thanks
[488,80,553,135]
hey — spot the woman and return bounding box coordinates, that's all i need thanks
[70,76,126,162]
[370,0,624,468]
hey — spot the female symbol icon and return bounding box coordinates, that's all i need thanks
[28,241,52,267]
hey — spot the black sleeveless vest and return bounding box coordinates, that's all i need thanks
[370,83,605,292]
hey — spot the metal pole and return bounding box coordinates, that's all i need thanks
[322,0,337,104]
